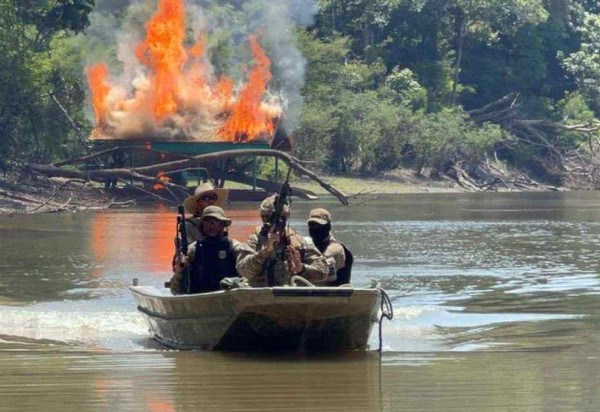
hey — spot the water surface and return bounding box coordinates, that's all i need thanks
[1,192,600,411]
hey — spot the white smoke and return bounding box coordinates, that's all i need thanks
[82,0,318,137]
[186,0,318,132]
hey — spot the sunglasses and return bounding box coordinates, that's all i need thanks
[198,193,218,202]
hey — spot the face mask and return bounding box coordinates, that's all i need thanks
[309,224,330,243]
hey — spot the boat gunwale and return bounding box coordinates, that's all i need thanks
[129,285,380,301]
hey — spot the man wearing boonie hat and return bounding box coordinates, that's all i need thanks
[236,195,328,287]
[307,208,353,286]
[170,206,241,294]
[180,181,229,244]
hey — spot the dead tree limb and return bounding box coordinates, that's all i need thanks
[115,178,178,205]
[129,149,349,205]
[0,190,56,205]
[210,169,319,200]
[26,163,189,195]
[33,149,349,205]
[28,179,84,213]
[49,92,94,158]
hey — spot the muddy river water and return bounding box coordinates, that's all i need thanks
[1,192,600,411]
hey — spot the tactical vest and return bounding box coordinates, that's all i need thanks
[330,241,353,286]
[189,236,237,293]
[314,238,353,286]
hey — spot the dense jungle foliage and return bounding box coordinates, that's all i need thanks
[2,1,600,183]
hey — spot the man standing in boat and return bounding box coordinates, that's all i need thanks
[307,208,353,286]
[181,181,229,244]
[170,206,241,294]
[236,195,328,287]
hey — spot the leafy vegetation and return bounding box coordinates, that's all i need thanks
[2,0,600,186]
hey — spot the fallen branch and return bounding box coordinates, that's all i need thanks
[32,149,349,205]
[0,189,61,206]
[115,178,178,205]
[28,179,84,213]
[210,169,319,200]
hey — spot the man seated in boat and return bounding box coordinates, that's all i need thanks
[307,208,353,286]
[169,206,241,294]
[180,181,229,244]
[236,195,329,287]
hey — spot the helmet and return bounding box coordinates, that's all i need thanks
[259,195,290,218]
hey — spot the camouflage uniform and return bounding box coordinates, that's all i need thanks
[183,216,203,244]
[314,234,346,285]
[235,195,328,286]
[236,226,328,287]
[307,208,351,286]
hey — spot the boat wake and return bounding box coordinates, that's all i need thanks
[0,300,149,351]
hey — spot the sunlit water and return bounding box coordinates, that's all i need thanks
[1,192,600,410]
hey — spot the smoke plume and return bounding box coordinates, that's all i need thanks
[82,0,317,141]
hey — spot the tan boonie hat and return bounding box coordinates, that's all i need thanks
[308,208,331,225]
[200,206,232,226]
[183,182,228,214]
[259,195,290,217]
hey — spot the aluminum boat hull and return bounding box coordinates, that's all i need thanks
[130,286,382,351]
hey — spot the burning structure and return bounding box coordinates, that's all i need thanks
[86,0,283,145]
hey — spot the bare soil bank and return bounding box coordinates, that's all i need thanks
[0,163,567,214]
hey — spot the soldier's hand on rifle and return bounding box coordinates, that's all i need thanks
[262,227,280,253]
[286,245,304,275]
[173,253,189,274]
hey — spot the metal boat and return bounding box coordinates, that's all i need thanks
[130,285,383,351]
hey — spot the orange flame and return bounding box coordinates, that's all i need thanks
[153,171,171,190]
[219,35,274,142]
[135,0,186,120]
[86,64,111,124]
[86,0,281,142]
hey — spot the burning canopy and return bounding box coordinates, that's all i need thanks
[86,0,282,143]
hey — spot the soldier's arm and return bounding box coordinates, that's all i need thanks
[300,243,329,283]
[235,234,270,280]
[327,243,346,272]
[170,242,197,294]
[319,243,346,284]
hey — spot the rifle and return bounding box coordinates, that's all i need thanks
[165,206,191,293]
[266,168,293,286]
[178,205,191,293]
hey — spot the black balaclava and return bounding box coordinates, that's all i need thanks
[309,223,331,249]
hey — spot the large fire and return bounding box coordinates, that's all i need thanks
[86,0,281,143]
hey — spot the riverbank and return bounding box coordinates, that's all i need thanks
[0,163,566,214]
[289,169,463,195]
[0,171,130,214]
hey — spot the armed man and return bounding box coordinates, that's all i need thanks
[307,208,353,286]
[236,195,329,287]
[181,181,228,244]
[170,206,241,295]
[172,181,228,274]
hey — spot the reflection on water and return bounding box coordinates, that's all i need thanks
[2,192,600,410]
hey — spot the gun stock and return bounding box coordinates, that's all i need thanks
[177,205,191,293]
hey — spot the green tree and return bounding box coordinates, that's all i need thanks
[562,12,600,113]
[0,0,94,164]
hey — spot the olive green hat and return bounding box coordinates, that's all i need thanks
[308,208,331,225]
[200,205,232,226]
